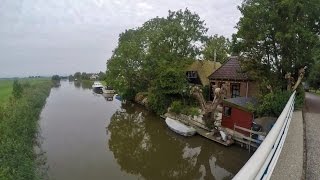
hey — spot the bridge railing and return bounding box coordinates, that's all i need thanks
[233,91,296,180]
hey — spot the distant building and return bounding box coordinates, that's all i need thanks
[208,56,258,99]
[186,60,221,86]
[90,74,99,80]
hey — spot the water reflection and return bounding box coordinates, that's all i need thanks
[107,103,249,180]
[81,80,93,90]
[73,81,93,90]
[74,81,81,88]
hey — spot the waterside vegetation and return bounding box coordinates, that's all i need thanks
[0,79,52,179]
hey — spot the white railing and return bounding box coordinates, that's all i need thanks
[233,91,296,180]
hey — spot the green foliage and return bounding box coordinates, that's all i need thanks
[183,107,200,116]
[308,42,320,90]
[148,91,171,115]
[98,71,107,81]
[201,85,210,101]
[51,75,60,81]
[0,80,13,104]
[0,80,51,180]
[106,9,208,114]
[295,86,305,109]
[257,91,291,117]
[74,72,81,80]
[170,101,183,114]
[203,34,230,63]
[12,80,23,99]
[233,0,320,92]
[169,100,200,116]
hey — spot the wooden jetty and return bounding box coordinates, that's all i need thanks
[163,113,234,146]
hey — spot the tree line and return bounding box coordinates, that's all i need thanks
[70,71,106,81]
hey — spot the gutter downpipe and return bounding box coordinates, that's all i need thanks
[246,81,249,97]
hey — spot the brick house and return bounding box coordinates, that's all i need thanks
[208,56,258,99]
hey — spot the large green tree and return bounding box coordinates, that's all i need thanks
[203,34,231,63]
[308,41,320,90]
[233,0,320,90]
[106,9,208,113]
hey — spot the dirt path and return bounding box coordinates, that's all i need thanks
[304,92,320,180]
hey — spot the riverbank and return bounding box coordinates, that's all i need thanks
[0,79,52,179]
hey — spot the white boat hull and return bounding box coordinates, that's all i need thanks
[92,81,104,89]
[165,117,196,137]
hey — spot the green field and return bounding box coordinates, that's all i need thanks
[0,80,13,103]
[0,78,50,104]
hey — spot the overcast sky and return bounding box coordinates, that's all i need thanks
[0,0,242,77]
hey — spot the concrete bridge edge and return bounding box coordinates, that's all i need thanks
[270,110,304,180]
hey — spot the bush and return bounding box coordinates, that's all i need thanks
[12,80,23,99]
[257,91,291,117]
[51,75,61,81]
[169,101,200,116]
[183,107,200,116]
[148,92,172,115]
[122,88,137,101]
[170,101,183,114]
[295,86,305,109]
[202,85,210,101]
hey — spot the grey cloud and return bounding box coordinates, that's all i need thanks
[0,0,241,77]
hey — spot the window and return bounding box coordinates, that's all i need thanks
[224,106,232,116]
[187,71,197,78]
[231,83,240,98]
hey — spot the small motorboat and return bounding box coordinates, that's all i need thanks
[165,117,196,137]
[103,86,115,94]
[103,93,114,101]
[92,81,103,89]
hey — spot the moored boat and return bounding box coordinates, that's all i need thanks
[92,81,103,89]
[165,117,196,137]
[103,86,115,94]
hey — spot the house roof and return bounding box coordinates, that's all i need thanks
[208,56,249,81]
[223,97,258,112]
[187,60,221,86]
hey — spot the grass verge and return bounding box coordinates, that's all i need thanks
[0,79,52,180]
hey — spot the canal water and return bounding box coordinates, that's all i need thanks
[39,81,250,180]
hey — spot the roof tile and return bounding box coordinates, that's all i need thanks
[208,56,248,80]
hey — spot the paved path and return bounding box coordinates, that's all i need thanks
[304,92,320,180]
[271,111,304,180]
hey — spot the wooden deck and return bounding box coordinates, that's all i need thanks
[193,126,234,146]
[163,113,234,146]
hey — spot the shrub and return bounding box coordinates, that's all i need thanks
[184,107,200,116]
[51,75,61,81]
[148,91,172,115]
[257,91,291,117]
[170,101,183,114]
[295,86,305,109]
[12,80,23,99]
[201,85,210,101]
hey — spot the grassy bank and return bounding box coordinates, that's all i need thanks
[0,79,52,180]
[0,80,13,104]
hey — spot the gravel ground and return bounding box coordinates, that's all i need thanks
[304,92,320,180]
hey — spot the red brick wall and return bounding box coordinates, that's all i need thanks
[210,80,257,98]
